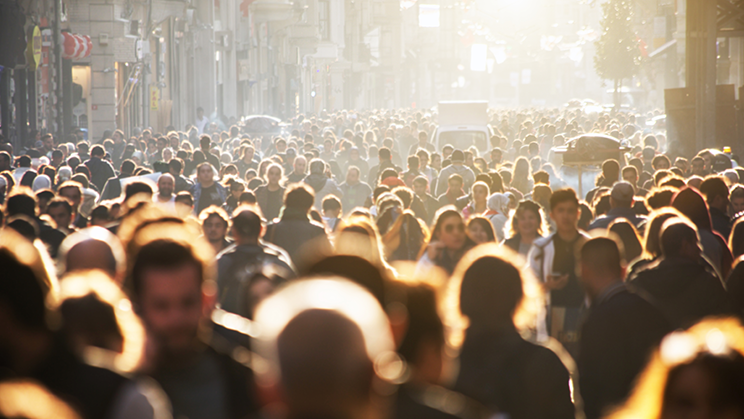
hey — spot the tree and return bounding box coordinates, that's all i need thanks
[594,0,641,109]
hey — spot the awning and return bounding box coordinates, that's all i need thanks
[648,39,677,60]
[62,32,92,60]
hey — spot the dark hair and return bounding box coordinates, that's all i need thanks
[5,190,37,217]
[533,170,549,185]
[131,240,203,299]
[378,147,391,161]
[91,145,105,157]
[700,176,730,203]
[175,191,194,207]
[239,191,257,205]
[285,184,315,212]
[306,255,387,305]
[232,206,262,239]
[391,187,413,209]
[549,188,579,211]
[124,181,154,202]
[580,236,624,277]
[660,219,699,258]
[730,218,744,259]
[47,197,73,216]
[322,195,342,212]
[467,216,496,242]
[407,155,420,169]
[460,256,523,327]
[0,248,47,329]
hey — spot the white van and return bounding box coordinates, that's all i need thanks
[434,101,493,154]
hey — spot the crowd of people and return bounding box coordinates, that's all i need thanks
[2,106,744,419]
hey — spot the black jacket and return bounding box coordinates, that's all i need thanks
[264,208,331,267]
[84,157,116,191]
[578,284,671,419]
[454,326,574,419]
[710,207,732,241]
[629,257,731,328]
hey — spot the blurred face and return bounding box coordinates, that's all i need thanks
[267,167,282,186]
[692,160,706,176]
[419,154,429,168]
[517,209,539,237]
[661,363,741,419]
[276,141,287,153]
[203,215,227,243]
[157,138,167,151]
[350,149,359,160]
[244,148,255,162]
[655,160,670,170]
[139,263,204,355]
[473,186,488,204]
[732,197,744,214]
[623,170,638,186]
[346,169,360,185]
[413,182,427,197]
[432,155,441,169]
[438,215,466,250]
[197,165,213,184]
[231,184,245,199]
[158,176,174,197]
[48,205,72,230]
[294,158,306,174]
[43,136,54,151]
[467,222,489,244]
[59,188,82,208]
[550,201,579,234]
[448,180,463,192]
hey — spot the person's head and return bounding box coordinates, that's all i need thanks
[196,162,214,185]
[731,186,744,215]
[129,226,214,357]
[285,184,315,213]
[466,216,496,244]
[430,207,466,251]
[46,198,73,230]
[253,279,394,419]
[345,166,361,186]
[610,181,635,209]
[266,163,283,186]
[199,135,211,151]
[90,145,105,159]
[196,107,204,118]
[293,155,307,175]
[322,196,342,219]
[447,174,463,192]
[699,176,730,212]
[174,191,194,209]
[606,318,744,419]
[602,159,621,182]
[691,156,707,177]
[448,244,542,332]
[450,150,464,165]
[42,133,55,151]
[58,181,83,210]
[57,227,125,280]
[622,165,639,187]
[309,159,326,175]
[549,188,580,234]
[471,181,490,205]
[652,154,671,171]
[157,173,175,198]
[660,218,702,260]
[231,205,263,244]
[508,199,546,239]
[407,155,420,172]
[412,176,428,197]
[579,236,625,300]
[672,187,713,232]
[199,206,230,245]
[378,147,391,162]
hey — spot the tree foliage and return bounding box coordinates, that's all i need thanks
[594,0,641,85]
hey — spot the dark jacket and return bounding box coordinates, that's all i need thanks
[502,234,522,253]
[84,157,116,191]
[578,284,671,419]
[454,326,575,419]
[587,206,647,231]
[264,208,331,266]
[710,207,732,241]
[394,383,490,419]
[216,242,295,317]
[254,185,286,221]
[629,257,731,328]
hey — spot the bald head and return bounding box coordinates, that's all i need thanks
[65,240,119,278]
[277,309,373,417]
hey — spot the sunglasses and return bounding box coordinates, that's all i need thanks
[443,223,465,234]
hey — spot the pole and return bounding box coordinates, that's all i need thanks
[53,0,63,138]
